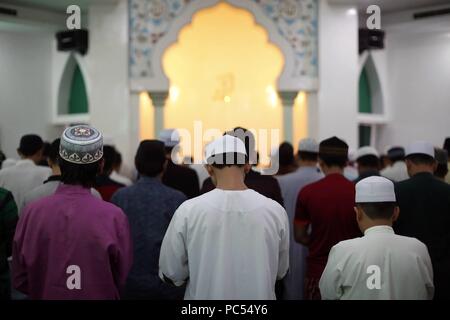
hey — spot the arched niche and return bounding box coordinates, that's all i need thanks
[129,0,318,92]
[57,54,90,117]
[359,53,385,115]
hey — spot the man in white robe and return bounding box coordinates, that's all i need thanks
[319,176,434,300]
[159,135,289,300]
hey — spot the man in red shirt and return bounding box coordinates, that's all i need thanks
[294,136,361,300]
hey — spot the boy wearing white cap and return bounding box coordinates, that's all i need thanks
[319,176,434,300]
[395,141,450,300]
[159,135,289,299]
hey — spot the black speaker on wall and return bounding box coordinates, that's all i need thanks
[56,29,89,55]
[359,28,385,54]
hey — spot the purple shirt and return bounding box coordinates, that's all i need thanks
[12,184,133,300]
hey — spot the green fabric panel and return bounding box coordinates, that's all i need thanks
[359,125,372,147]
[359,68,372,114]
[68,65,88,114]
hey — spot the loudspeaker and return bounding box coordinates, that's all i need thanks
[359,28,385,54]
[56,29,89,55]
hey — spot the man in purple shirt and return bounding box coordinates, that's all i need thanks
[12,125,133,300]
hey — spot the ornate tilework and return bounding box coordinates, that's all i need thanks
[129,0,318,82]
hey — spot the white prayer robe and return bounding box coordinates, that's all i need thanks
[381,161,409,182]
[159,188,289,300]
[319,226,434,300]
[0,159,51,212]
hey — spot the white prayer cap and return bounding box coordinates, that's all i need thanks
[205,135,247,164]
[298,138,319,153]
[356,146,379,160]
[348,148,357,162]
[356,176,396,203]
[159,129,180,147]
[405,141,435,158]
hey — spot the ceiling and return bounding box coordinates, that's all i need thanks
[357,0,450,13]
[3,0,449,14]
[0,0,118,13]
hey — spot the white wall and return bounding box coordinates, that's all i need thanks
[315,0,359,149]
[377,26,450,149]
[85,0,132,164]
[0,30,60,158]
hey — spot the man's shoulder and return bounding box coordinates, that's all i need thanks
[299,176,325,194]
[332,236,364,252]
[0,166,14,177]
[24,182,55,203]
[156,183,187,202]
[393,233,430,251]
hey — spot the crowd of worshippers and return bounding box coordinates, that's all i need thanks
[0,125,449,301]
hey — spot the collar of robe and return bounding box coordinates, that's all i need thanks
[364,225,394,236]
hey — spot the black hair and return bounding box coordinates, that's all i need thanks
[357,155,380,169]
[102,145,117,175]
[298,151,318,162]
[114,151,122,167]
[319,137,349,168]
[320,154,347,168]
[279,142,295,166]
[208,152,247,169]
[48,139,61,164]
[0,150,6,167]
[444,138,450,155]
[59,158,101,188]
[225,127,257,165]
[387,147,405,163]
[164,146,175,154]
[406,154,436,166]
[357,202,397,220]
[135,140,167,177]
[435,163,449,179]
[18,134,44,157]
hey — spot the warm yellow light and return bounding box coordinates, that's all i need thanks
[266,85,279,108]
[162,2,284,141]
[169,85,180,102]
[293,91,308,151]
[139,91,154,140]
[296,91,306,105]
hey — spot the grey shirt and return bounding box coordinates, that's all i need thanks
[22,176,101,213]
[276,166,324,300]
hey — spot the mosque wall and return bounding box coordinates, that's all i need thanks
[0,30,59,158]
[376,15,450,150]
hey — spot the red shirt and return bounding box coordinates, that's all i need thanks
[294,174,361,279]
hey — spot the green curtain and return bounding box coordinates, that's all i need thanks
[359,125,372,147]
[68,65,88,114]
[359,68,372,114]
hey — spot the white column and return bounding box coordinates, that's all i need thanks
[307,92,319,141]
[317,0,359,149]
[86,0,131,160]
[150,91,169,138]
[280,91,298,143]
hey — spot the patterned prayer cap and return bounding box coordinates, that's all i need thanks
[59,125,103,164]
